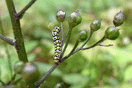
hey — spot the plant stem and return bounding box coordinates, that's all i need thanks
[0,34,15,46]
[6,74,16,85]
[0,17,13,76]
[60,22,64,47]
[62,27,70,47]
[82,36,106,50]
[17,0,37,19]
[81,30,93,48]
[60,28,72,58]
[5,0,28,62]
[35,64,58,88]
[12,77,22,85]
[0,79,5,85]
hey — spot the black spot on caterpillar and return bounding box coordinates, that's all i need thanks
[52,26,61,64]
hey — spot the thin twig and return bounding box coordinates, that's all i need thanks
[6,74,16,85]
[0,79,5,85]
[81,30,93,48]
[62,27,70,47]
[98,44,113,47]
[61,36,106,62]
[35,64,58,88]
[82,36,106,50]
[17,0,37,19]
[0,17,13,76]
[60,22,64,47]
[60,29,72,58]
[0,17,15,46]
[12,77,22,85]
[0,34,15,46]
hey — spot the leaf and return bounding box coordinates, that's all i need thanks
[62,74,87,85]
[124,65,132,81]
[28,53,36,61]
[34,62,62,77]
[25,41,39,53]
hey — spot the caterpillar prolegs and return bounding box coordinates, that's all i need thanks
[52,26,62,64]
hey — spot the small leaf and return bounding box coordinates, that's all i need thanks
[25,41,38,53]
[34,62,62,76]
[124,65,132,81]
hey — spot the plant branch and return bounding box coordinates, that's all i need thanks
[61,36,106,62]
[62,27,70,47]
[0,34,15,46]
[12,77,22,85]
[0,17,13,76]
[17,0,37,19]
[0,79,5,85]
[81,30,93,48]
[60,28,72,58]
[60,22,64,47]
[82,36,106,50]
[6,0,28,62]
[98,44,113,47]
[35,64,58,88]
[6,74,16,85]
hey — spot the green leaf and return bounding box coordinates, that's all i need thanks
[124,65,132,81]
[28,53,36,61]
[25,41,39,53]
[33,28,52,39]
[62,74,87,85]
[34,62,62,76]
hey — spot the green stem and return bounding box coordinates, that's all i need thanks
[69,40,79,55]
[17,0,37,19]
[5,0,28,62]
[6,74,16,85]
[82,36,106,50]
[60,28,72,58]
[0,17,12,76]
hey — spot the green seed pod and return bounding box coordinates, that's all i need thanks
[113,12,125,27]
[78,30,88,42]
[105,26,119,40]
[56,9,66,22]
[68,11,82,28]
[90,20,101,31]
[21,62,40,84]
[14,61,24,74]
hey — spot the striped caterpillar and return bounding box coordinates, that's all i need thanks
[52,26,62,64]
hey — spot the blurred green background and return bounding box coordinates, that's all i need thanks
[0,0,132,88]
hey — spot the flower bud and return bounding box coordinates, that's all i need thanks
[14,61,24,74]
[56,9,66,22]
[105,26,119,40]
[68,11,82,28]
[113,12,125,27]
[48,21,54,30]
[78,30,88,42]
[22,62,40,84]
[90,20,101,31]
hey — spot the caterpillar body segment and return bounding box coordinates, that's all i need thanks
[52,26,62,64]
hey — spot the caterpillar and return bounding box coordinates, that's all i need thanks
[52,26,62,64]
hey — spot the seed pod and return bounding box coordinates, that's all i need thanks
[78,30,88,42]
[68,11,82,28]
[56,9,66,22]
[113,12,125,27]
[105,26,119,40]
[14,61,24,74]
[90,20,101,31]
[21,62,40,84]
[48,21,54,30]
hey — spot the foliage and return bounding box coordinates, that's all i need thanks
[0,0,131,88]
